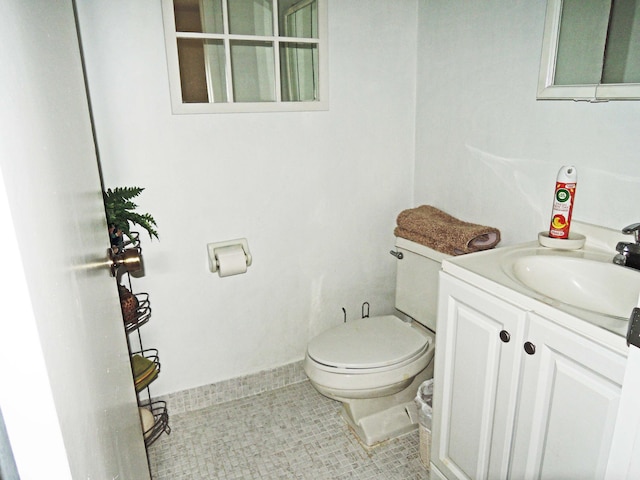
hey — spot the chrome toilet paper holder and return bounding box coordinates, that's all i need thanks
[207,238,252,273]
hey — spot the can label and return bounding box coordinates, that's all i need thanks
[549,182,576,238]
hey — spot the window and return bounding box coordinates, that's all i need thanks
[161,0,328,113]
[538,0,640,101]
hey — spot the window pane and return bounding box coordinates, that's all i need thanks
[228,0,273,36]
[280,42,318,101]
[177,38,228,103]
[174,0,224,34]
[279,0,318,38]
[230,41,275,102]
[203,40,228,102]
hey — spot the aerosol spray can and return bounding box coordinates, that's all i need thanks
[548,166,577,239]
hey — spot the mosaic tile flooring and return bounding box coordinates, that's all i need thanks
[148,380,429,479]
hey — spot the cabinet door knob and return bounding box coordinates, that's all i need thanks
[499,330,510,343]
[524,342,536,355]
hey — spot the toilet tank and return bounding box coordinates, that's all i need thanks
[394,237,450,332]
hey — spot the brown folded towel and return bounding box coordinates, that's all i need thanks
[394,205,500,255]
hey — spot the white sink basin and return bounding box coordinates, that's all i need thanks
[511,255,640,319]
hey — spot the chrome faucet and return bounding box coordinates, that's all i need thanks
[613,223,640,270]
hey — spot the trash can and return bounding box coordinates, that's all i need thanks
[414,379,433,469]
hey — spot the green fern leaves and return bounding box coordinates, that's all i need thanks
[104,186,159,242]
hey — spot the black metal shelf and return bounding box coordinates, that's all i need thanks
[124,292,152,333]
[131,348,160,392]
[140,400,171,447]
[118,233,170,448]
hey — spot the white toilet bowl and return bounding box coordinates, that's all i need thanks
[304,237,446,446]
[304,315,435,446]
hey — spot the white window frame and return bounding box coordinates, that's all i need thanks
[538,0,640,101]
[161,0,329,114]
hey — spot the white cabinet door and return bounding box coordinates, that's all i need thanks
[510,313,625,480]
[432,274,527,480]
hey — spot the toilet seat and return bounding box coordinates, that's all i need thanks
[307,315,430,372]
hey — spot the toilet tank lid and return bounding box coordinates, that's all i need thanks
[395,237,451,261]
[307,315,430,369]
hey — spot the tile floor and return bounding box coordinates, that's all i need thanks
[148,380,430,479]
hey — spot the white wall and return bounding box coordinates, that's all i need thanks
[415,0,640,247]
[77,0,419,395]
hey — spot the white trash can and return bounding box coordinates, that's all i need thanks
[414,379,433,470]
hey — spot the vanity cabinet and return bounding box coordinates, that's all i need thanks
[432,273,626,480]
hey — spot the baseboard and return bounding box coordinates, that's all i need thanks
[153,360,307,415]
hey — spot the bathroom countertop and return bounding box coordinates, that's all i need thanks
[440,222,632,356]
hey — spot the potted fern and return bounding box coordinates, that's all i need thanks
[104,186,159,252]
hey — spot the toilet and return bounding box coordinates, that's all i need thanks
[304,237,449,446]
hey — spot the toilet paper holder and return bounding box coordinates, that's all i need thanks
[207,238,252,273]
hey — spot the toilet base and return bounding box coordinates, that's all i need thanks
[340,362,433,447]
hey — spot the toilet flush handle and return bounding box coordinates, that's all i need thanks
[389,250,404,260]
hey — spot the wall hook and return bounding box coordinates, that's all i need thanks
[362,302,370,318]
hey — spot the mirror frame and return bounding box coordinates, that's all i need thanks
[537,0,640,101]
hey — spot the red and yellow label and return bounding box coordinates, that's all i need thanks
[549,182,576,239]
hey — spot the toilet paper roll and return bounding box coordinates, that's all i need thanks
[215,244,248,277]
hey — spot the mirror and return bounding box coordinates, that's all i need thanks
[538,0,640,101]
